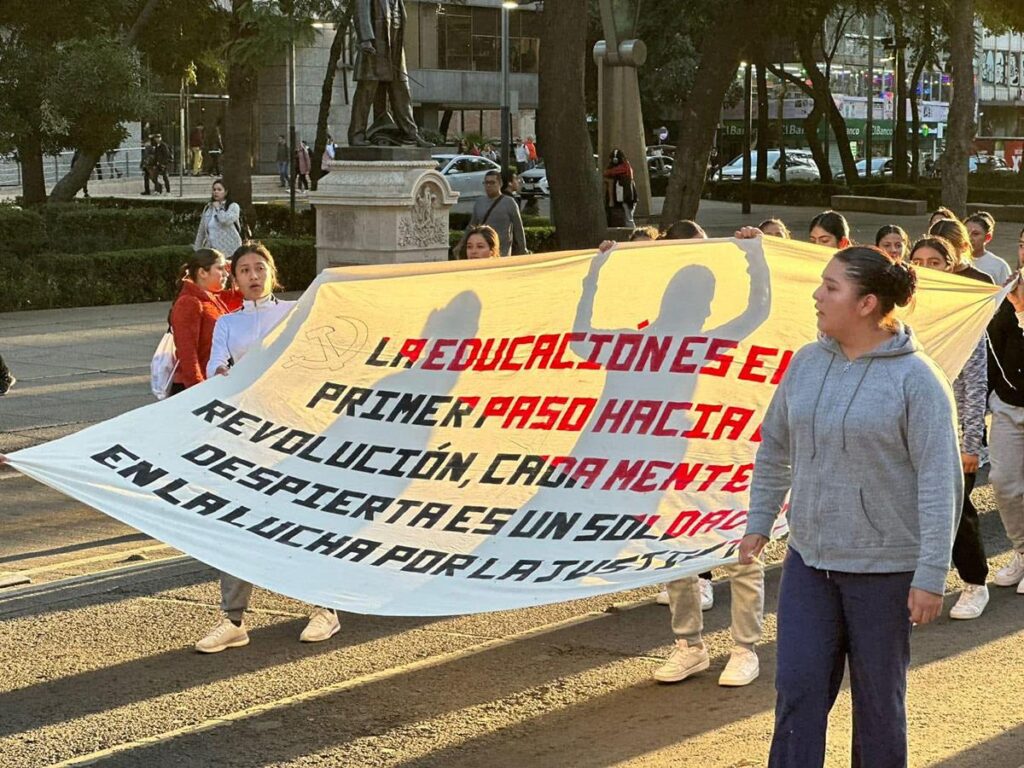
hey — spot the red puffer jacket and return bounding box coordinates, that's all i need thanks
[170,280,230,387]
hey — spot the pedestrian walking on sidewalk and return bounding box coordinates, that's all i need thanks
[295,140,311,192]
[603,149,636,228]
[167,249,231,396]
[196,242,341,653]
[275,135,289,188]
[194,180,243,256]
[189,123,205,176]
[740,246,962,768]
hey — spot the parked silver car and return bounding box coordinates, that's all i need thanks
[717,150,819,182]
[432,154,502,199]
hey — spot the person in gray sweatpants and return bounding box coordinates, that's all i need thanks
[653,563,765,686]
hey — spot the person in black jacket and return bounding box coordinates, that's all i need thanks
[153,134,172,194]
[988,225,1024,592]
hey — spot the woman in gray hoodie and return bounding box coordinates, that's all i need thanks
[740,246,962,768]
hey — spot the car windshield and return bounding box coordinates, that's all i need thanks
[433,156,453,171]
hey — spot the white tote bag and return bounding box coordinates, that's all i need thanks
[150,329,178,400]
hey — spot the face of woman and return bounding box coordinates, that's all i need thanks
[878,233,906,262]
[212,183,226,202]
[198,257,228,292]
[761,222,784,238]
[910,246,951,273]
[809,226,846,249]
[234,253,273,300]
[465,234,493,260]
[1018,231,1024,269]
[811,257,868,336]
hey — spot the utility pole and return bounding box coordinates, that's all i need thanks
[288,0,297,221]
[742,61,752,214]
[500,1,514,182]
[865,15,875,178]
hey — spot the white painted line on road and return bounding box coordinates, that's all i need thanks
[14,544,175,575]
[46,596,655,767]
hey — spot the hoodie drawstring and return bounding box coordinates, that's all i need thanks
[840,358,874,450]
[809,355,835,460]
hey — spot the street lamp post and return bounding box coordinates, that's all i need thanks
[742,61,752,215]
[288,2,297,219]
[500,0,516,183]
[866,15,876,179]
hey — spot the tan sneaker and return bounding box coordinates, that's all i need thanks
[653,639,710,683]
[718,647,760,687]
[300,607,340,642]
[195,618,249,653]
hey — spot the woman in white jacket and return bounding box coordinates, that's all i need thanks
[194,179,243,256]
[196,242,342,654]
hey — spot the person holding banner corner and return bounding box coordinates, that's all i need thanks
[739,246,962,768]
[196,241,342,653]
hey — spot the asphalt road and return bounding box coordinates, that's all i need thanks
[2,201,1023,767]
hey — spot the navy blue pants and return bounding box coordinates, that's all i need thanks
[769,549,913,768]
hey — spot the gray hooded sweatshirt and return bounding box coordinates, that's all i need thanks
[746,324,962,595]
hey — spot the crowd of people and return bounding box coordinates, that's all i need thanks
[4,165,1023,766]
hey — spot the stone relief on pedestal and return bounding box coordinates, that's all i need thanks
[397,181,449,249]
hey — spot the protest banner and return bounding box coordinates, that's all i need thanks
[6,238,1001,615]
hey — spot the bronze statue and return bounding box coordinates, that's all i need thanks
[348,0,431,147]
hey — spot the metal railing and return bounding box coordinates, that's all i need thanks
[0,146,157,189]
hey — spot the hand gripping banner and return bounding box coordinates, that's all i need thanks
[7,238,1002,615]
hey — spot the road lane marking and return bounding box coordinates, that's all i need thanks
[13,544,175,576]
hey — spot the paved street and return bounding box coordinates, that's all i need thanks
[1,202,1023,767]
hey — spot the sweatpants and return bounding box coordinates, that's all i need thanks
[952,472,988,585]
[220,573,336,625]
[988,391,1024,552]
[769,548,913,768]
[667,562,764,649]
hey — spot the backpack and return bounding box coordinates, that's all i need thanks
[150,325,178,400]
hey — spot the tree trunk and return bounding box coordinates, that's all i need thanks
[941,0,974,217]
[798,34,858,184]
[661,0,760,227]
[767,62,831,184]
[755,60,769,182]
[18,137,46,205]
[892,18,909,182]
[312,6,353,190]
[48,0,162,202]
[536,0,605,248]
[223,0,258,219]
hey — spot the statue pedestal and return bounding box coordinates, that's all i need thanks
[310,147,458,271]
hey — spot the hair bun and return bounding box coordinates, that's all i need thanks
[887,260,917,307]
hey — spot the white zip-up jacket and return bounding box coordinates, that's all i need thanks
[206,295,296,378]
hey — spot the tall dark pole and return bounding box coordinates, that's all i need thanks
[865,15,876,179]
[500,3,512,182]
[288,3,297,220]
[742,61,752,215]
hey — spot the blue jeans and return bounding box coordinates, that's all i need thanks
[769,548,913,768]
[277,161,288,186]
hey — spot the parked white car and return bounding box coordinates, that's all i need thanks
[520,161,548,199]
[432,154,502,199]
[717,150,819,182]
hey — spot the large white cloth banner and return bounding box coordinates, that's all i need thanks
[8,238,1002,615]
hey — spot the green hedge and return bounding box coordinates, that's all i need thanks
[448,211,550,231]
[80,197,316,237]
[704,181,844,207]
[0,206,48,256]
[41,205,176,253]
[0,237,317,312]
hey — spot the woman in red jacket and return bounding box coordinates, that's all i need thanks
[168,248,230,395]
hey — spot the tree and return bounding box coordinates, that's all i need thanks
[0,0,159,204]
[312,1,355,191]
[660,0,781,226]
[941,0,975,216]
[537,0,606,248]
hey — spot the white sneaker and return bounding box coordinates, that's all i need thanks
[652,639,710,683]
[718,647,760,687]
[655,587,670,605]
[993,551,1024,587]
[195,618,249,653]
[300,607,340,642]
[949,584,990,619]
[699,577,714,611]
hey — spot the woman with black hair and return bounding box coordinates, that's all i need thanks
[603,148,637,228]
[194,179,243,256]
[168,248,230,395]
[875,224,910,262]
[808,210,851,249]
[740,246,961,767]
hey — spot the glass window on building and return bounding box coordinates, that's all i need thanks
[434,4,539,73]
[439,6,472,70]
